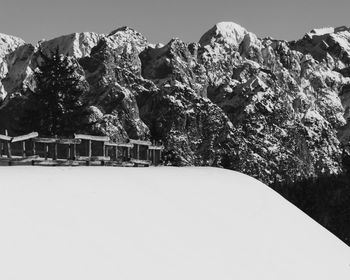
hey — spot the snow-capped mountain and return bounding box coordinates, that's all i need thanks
[1,22,350,184]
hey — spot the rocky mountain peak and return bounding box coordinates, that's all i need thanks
[107,26,148,53]
[199,21,249,49]
[0,33,25,58]
[38,32,103,58]
[108,26,141,37]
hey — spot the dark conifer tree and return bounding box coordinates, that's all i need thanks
[22,48,90,136]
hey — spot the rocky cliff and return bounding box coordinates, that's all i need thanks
[1,22,350,184]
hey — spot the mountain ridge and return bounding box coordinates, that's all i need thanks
[1,22,350,184]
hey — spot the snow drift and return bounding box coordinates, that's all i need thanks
[0,167,349,280]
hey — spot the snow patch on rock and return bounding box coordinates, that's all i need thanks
[309,27,335,37]
[309,26,350,37]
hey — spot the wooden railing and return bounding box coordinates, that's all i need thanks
[0,131,164,167]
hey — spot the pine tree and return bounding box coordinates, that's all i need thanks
[22,48,90,136]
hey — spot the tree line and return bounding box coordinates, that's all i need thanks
[270,168,350,245]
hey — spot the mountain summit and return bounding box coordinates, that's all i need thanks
[199,22,248,48]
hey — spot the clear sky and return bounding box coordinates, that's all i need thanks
[0,0,349,44]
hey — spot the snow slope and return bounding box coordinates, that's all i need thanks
[0,167,349,280]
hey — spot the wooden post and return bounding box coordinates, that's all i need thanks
[32,140,36,156]
[114,146,117,161]
[136,144,140,160]
[73,143,77,160]
[22,141,26,158]
[102,142,106,157]
[88,140,92,158]
[53,143,57,160]
[153,149,156,165]
[68,144,71,160]
[5,130,11,159]
[53,136,58,160]
[45,144,48,160]
[0,141,3,157]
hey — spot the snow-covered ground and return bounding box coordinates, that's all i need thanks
[0,167,349,280]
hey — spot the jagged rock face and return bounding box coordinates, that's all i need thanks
[1,44,35,98]
[198,24,349,182]
[0,33,27,101]
[291,26,350,69]
[107,26,149,53]
[78,27,151,141]
[290,27,350,145]
[0,28,151,141]
[136,83,236,166]
[39,32,103,58]
[139,22,347,182]
[0,32,104,103]
[138,37,237,166]
[1,23,350,184]
[140,39,208,96]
